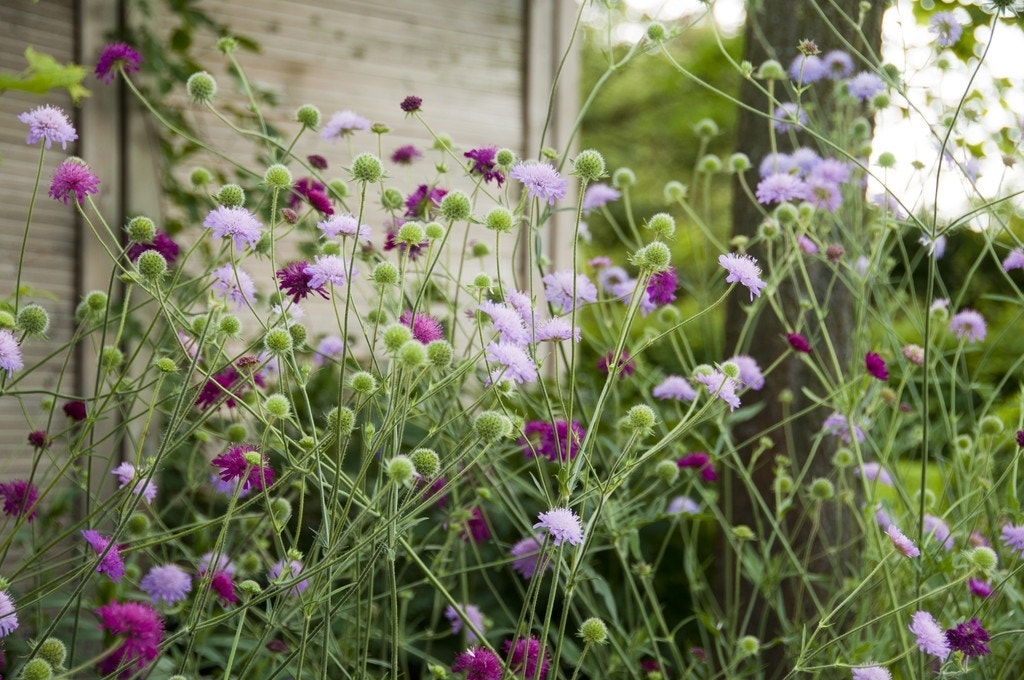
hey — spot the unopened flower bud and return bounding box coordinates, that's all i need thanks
[698,154,722,174]
[372,262,400,286]
[397,340,427,367]
[216,184,245,208]
[295,104,321,129]
[971,546,998,570]
[427,340,453,368]
[646,212,676,239]
[626,404,656,433]
[101,345,124,371]
[728,153,751,173]
[227,423,248,443]
[485,207,514,232]
[655,459,679,484]
[126,216,156,243]
[350,153,383,183]
[440,191,472,221]
[382,324,413,352]
[186,71,217,104]
[264,328,293,355]
[381,187,404,210]
[37,638,67,669]
[20,658,53,680]
[573,149,606,182]
[387,455,416,486]
[264,164,292,189]
[663,180,687,202]
[809,477,834,501]
[190,167,213,186]
[646,22,667,41]
[579,617,609,644]
[756,59,786,80]
[474,410,512,442]
[218,314,241,337]
[349,371,378,393]
[264,394,291,419]
[327,406,355,437]
[17,304,49,336]
[411,448,441,478]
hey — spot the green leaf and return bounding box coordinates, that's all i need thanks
[0,47,90,103]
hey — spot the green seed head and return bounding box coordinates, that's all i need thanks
[17,303,50,336]
[20,658,53,680]
[190,166,213,186]
[756,59,786,80]
[694,118,719,138]
[101,345,124,371]
[411,448,441,478]
[387,455,416,486]
[471,241,489,258]
[397,222,426,247]
[264,394,291,419]
[328,179,349,199]
[578,617,609,645]
[473,273,493,290]
[288,323,308,347]
[226,423,248,443]
[646,22,667,41]
[215,184,245,208]
[971,546,998,571]
[655,459,680,485]
[612,167,636,189]
[350,152,383,183]
[877,152,896,169]
[440,191,472,222]
[237,579,262,597]
[186,71,218,104]
[155,357,177,373]
[397,340,427,367]
[645,212,676,239]
[371,262,400,286]
[573,149,606,182]
[809,477,835,501]
[485,207,514,233]
[295,104,321,129]
[474,410,512,442]
[216,36,238,53]
[425,222,445,240]
[495,148,515,168]
[626,404,656,433]
[0,311,15,329]
[832,447,854,468]
[737,635,760,658]
[126,512,150,537]
[349,371,378,393]
[218,315,241,337]
[270,497,292,524]
[126,215,156,243]
[427,340,453,368]
[326,406,355,437]
[136,250,168,282]
[728,153,752,173]
[698,154,722,174]
[264,164,293,190]
[264,328,293,355]
[382,324,413,353]
[774,201,798,226]
[37,638,67,669]
[979,415,1004,436]
[663,180,687,202]
[381,187,404,210]
[632,241,672,272]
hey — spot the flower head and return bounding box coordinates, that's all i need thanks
[276,261,329,303]
[49,158,100,204]
[400,310,444,344]
[96,600,164,677]
[510,161,569,205]
[1001,522,1024,557]
[949,309,986,343]
[445,603,485,643]
[929,12,963,47]
[110,462,157,504]
[140,564,192,605]
[209,570,237,605]
[464,147,505,186]
[646,266,678,306]
[520,419,585,462]
[534,507,585,546]
[773,102,806,132]
[317,213,370,241]
[451,646,502,680]
[667,496,700,515]
[756,173,806,205]
[598,349,636,379]
[321,109,370,139]
[582,183,621,213]
[64,399,87,421]
[924,514,954,551]
[694,370,741,410]
[847,71,885,102]
[0,329,24,374]
[82,529,125,582]
[678,452,717,482]
[486,341,537,384]
[460,507,490,543]
[269,558,309,595]
[787,332,812,353]
[945,618,991,658]
[1003,248,1024,272]
[212,264,256,311]
[823,50,854,79]
[510,535,549,579]
[851,667,891,680]
[865,352,888,381]
[968,578,993,598]
[203,206,262,250]
[18,105,78,149]
[909,610,950,660]
[127,231,180,264]
[719,253,766,300]
[729,354,765,390]
[542,270,597,313]
[0,479,39,518]
[211,444,275,491]
[391,144,422,165]
[856,462,893,486]
[503,636,551,680]
[653,375,697,401]
[400,96,423,113]
[886,524,920,557]
[0,590,18,637]
[304,254,352,289]
[95,43,142,83]
[789,54,827,84]
[823,412,866,444]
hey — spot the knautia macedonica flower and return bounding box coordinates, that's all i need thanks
[851,666,891,680]
[718,253,767,300]
[678,452,718,482]
[140,564,192,605]
[520,419,585,462]
[0,479,38,520]
[399,310,444,344]
[211,443,275,491]
[211,264,256,311]
[390,144,422,165]
[542,270,598,313]
[0,590,18,637]
[503,636,551,680]
[885,524,920,557]
[96,600,164,676]
[534,507,585,547]
[95,42,142,83]
[464,146,505,186]
[49,157,100,204]
[82,529,125,582]
[968,578,993,598]
[445,603,485,643]
[203,206,262,250]
[110,462,157,504]
[598,349,636,379]
[510,161,569,205]
[865,352,888,381]
[457,507,490,544]
[451,646,502,680]
[945,618,991,658]
[19,105,78,149]
[909,610,950,660]
[653,375,697,401]
[787,332,812,353]
[321,109,370,138]
[646,266,678,306]
[276,261,328,303]
[127,231,180,264]
[268,558,309,595]
[1000,522,1024,557]
[510,535,549,579]
[949,309,986,343]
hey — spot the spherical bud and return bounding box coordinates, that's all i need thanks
[155,357,177,373]
[17,303,50,336]
[387,455,416,486]
[474,410,512,442]
[327,406,355,437]
[728,153,751,173]
[473,273,493,290]
[37,638,67,669]
[268,499,291,529]
[425,222,445,240]
[397,340,427,367]
[0,311,14,329]
[877,152,896,169]
[796,202,816,224]
[955,434,973,452]
[774,201,798,226]
[216,36,238,53]
[489,149,513,170]
[381,187,404,210]
[264,164,292,190]
[186,71,218,104]
[572,149,606,182]
[349,371,378,394]
[731,525,755,541]
[756,59,785,80]
[720,361,740,379]
[439,191,472,222]
[136,250,167,282]
[694,118,719,138]
[264,394,291,419]
[215,184,245,208]
[626,404,656,433]
[427,340,453,368]
[809,477,834,501]
[190,166,213,186]
[101,345,124,371]
[655,459,679,485]
[645,212,676,239]
[485,207,514,233]
[237,579,262,597]
[970,546,998,571]
[774,474,794,495]
[218,314,241,337]
[871,93,890,110]
[226,423,248,443]
[646,22,667,41]
[758,219,780,240]
[126,215,157,243]
[737,635,760,658]
[264,327,294,355]
[851,117,871,140]
[832,447,853,468]
[126,512,150,536]
[979,415,1004,436]
[470,241,489,258]
[350,152,383,183]
[371,262,400,286]
[396,222,425,248]
[633,241,672,272]
[382,324,413,353]
[20,658,53,680]
[698,154,722,174]
[328,179,349,199]
[612,167,636,189]
[663,180,688,203]
[410,448,441,478]
[295,104,321,129]
[578,617,609,645]
[288,323,307,347]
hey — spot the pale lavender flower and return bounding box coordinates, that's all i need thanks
[694,370,741,410]
[269,558,309,595]
[212,264,256,311]
[653,375,697,401]
[510,161,569,205]
[886,524,920,557]
[304,254,351,289]
[756,172,806,204]
[534,507,585,546]
[542,270,598,313]
[718,253,767,301]
[0,329,25,373]
[851,666,891,680]
[823,51,854,79]
[759,152,796,177]
[209,473,251,498]
[789,54,827,84]
[856,462,893,486]
[321,109,370,139]
[0,591,18,637]
[949,309,986,343]
[667,496,700,515]
[791,147,822,175]
[533,318,580,342]
[485,341,537,384]
[18,105,78,149]
[510,535,549,579]
[1002,248,1024,272]
[773,102,806,132]
[505,290,535,326]
[445,603,485,643]
[582,183,621,213]
[82,529,125,582]
[847,71,885,102]
[203,206,263,250]
[798,235,819,253]
[919,234,947,259]
[929,12,963,47]
[140,564,193,605]
[874,504,892,528]
[801,177,843,212]
[924,514,954,551]
[317,214,370,241]
[812,158,851,184]
[110,462,157,504]
[908,610,950,660]
[1001,523,1024,557]
[312,335,346,367]
[198,552,235,576]
[478,300,531,346]
[822,412,866,444]
[728,355,765,390]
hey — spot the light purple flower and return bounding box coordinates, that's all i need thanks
[444,603,485,643]
[653,375,697,401]
[929,12,963,47]
[110,462,157,504]
[140,564,193,605]
[823,51,854,79]
[791,147,822,175]
[542,270,598,313]
[304,254,352,289]
[198,552,236,576]
[919,234,947,259]
[269,558,309,595]
[801,177,843,212]
[485,341,537,384]
[759,152,796,177]
[847,71,885,102]
[0,591,18,637]
[851,666,891,680]
[510,161,569,205]
[0,329,24,373]
[321,109,370,139]
[756,173,806,204]
[949,309,986,343]
[789,54,827,84]
[203,206,263,250]
[18,105,78,149]
[667,496,700,515]
[1002,248,1024,272]
[534,507,585,546]
[718,253,767,301]
[478,300,531,346]
[82,529,125,582]
[924,514,954,551]
[212,264,256,311]
[694,370,741,410]
[1001,523,1024,557]
[510,535,549,579]
[886,524,920,558]
[822,412,866,444]
[317,214,370,241]
[728,355,764,390]
[534,317,580,342]
[313,335,346,367]
[773,102,806,132]
[856,462,892,486]
[798,235,819,254]
[582,183,621,213]
[209,473,251,498]
[908,610,950,660]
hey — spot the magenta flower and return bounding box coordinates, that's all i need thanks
[140,564,192,605]
[445,603,485,643]
[520,419,585,462]
[400,96,422,113]
[678,452,717,482]
[276,261,329,303]
[451,646,502,680]
[195,365,260,410]
[534,507,584,546]
[968,578,992,598]
[127,231,180,264]
[885,524,920,557]
[851,667,891,680]
[96,601,164,677]
[503,636,551,680]
[209,570,237,605]
[212,264,256,311]
[203,206,262,250]
[542,270,598,313]
[82,529,125,582]
[391,144,422,165]
[510,161,569,205]
[0,479,39,521]
[28,430,49,449]
[865,352,888,381]
[460,507,490,543]
[653,375,697,401]
[464,147,505,186]
[0,327,24,374]
[909,610,950,660]
[404,184,447,219]
[321,109,370,139]
[0,590,18,637]
[646,266,678,306]
[400,310,444,344]
[18,105,78,149]
[945,618,990,658]
[49,158,100,204]
[269,558,309,595]
[1018,430,1024,448]
[290,177,333,215]
[1001,523,1024,557]
[95,42,142,83]
[211,443,275,491]
[787,332,812,353]
[307,154,328,170]
[510,535,549,579]
[718,253,766,301]
[949,309,986,343]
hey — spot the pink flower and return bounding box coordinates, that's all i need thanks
[96,601,164,677]
[451,646,502,680]
[400,310,444,344]
[865,352,888,380]
[82,529,125,582]
[49,158,100,204]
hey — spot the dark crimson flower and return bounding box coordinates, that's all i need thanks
[677,451,717,482]
[390,144,422,165]
[646,266,678,305]
[96,600,163,677]
[63,399,87,421]
[211,443,275,491]
[460,507,490,543]
[520,419,585,462]
[27,429,49,449]
[945,618,991,658]
[290,177,334,215]
[404,184,447,219]
[0,479,39,520]
[464,147,505,186]
[276,261,329,304]
[598,349,636,379]
[126,231,180,264]
[503,636,551,680]
[399,310,444,343]
[95,43,142,84]
[305,189,333,215]
[1017,429,1024,447]
[307,154,328,170]
[865,352,888,380]
[266,639,288,653]
[400,95,423,113]
[787,332,812,353]
[825,243,845,262]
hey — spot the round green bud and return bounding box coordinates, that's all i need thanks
[350,153,383,183]
[133,250,166,282]
[626,404,656,433]
[737,635,760,657]
[295,104,321,129]
[612,167,636,189]
[634,241,672,272]
[126,216,156,243]
[432,133,453,152]
[809,477,835,501]
[86,290,108,311]
[646,212,676,239]
[216,36,237,53]
[20,658,53,680]
[473,273,493,289]
[427,340,453,368]
[296,436,315,451]
[796,201,816,223]
[971,546,998,571]
[955,434,973,451]
[428,664,447,679]
[732,525,755,541]
[223,425,247,446]
[719,361,740,379]
[877,152,896,169]
[694,118,719,138]
[470,241,490,258]
[264,164,292,189]
[774,474,794,495]
[288,323,307,347]
[657,304,680,325]
[190,166,213,186]
[17,304,49,336]
[440,191,472,222]
[646,22,667,41]
[328,179,349,198]
[155,357,177,373]
[579,617,609,645]
[410,448,441,478]
[101,345,124,371]
[268,497,291,526]
[349,371,378,393]
[0,311,15,329]
[382,324,413,353]
[242,450,263,467]
[851,117,871,140]
[759,218,780,240]
[37,638,67,669]
[756,59,786,80]
[832,447,854,468]
[663,180,688,203]
[774,202,798,226]
[485,207,514,233]
[320,240,342,257]
[381,187,404,210]
[215,184,245,208]
[573,149,606,182]
[371,261,400,286]
[326,406,355,437]
[397,222,426,247]
[655,459,680,485]
[979,415,1004,436]
[728,153,752,173]
[698,154,722,174]
[474,410,512,442]
[871,93,890,110]
[264,328,293,356]
[186,71,217,104]
[425,222,445,240]
[218,315,241,337]
[397,340,428,367]
[387,455,416,486]
[237,579,262,597]
[264,394,291,419]
[495,148,515,167]
[126,512,150,537]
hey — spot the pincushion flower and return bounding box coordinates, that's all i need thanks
[582,182,620,212]
[95,42,142,83]
[823,50,854,79]
[451,646,502,680]
[269,558,309,595]
[485,341,537,384]
[276,261,328,303]
[504,636,551,680]
[445,603,485,643]
[646,266,678,306]
[772,102,806,132]
[203,206,262,250]
[534,507,585,546]
[520,419,584,462]
[787,332,812,353]
[317,213,370,241]
[1001,522,1024,557]
[304,254,352,289]
[756,173,806,204]
[533,317,580,342]
[212,264,256,311]
[856,462,893,486]
[312,335,346,367]
[729,355,765,390]
[789,53,827,84]
[478,300,531,346]
[321,109,370,138]
[968,578,992,598]
[110,462,157,504]
[949,309,986,343]
[1003,248,1024,272]
[140,564,192,605]
[96,600,164,677]
[929,12,963,47]
[460,507,490,543]
[510,535,549,579]
[464,146,505,186]
[945,618,991,657]
[510,161,568,205]
[82,529,125,582]
[0,590,18,637]
[0,479,37,521]
[598,349,636,379]
[399,310,444,343]
[909,610,950,660]
[886,524,920,557]
[923,514,954,551]
[718,253,766,300]
[694,370,741,410]
[391,144,422,165]
[127,231,179,264]
[865,352,888,381]
[667,496,700,515]
[542,270,598,313]
[653,375,697,401]
[851,667,891,680]
[19,105,78,149]
[211,443,275,491]
[847,71,885,102]
[49,158,100,204]
[822,412,865,444]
